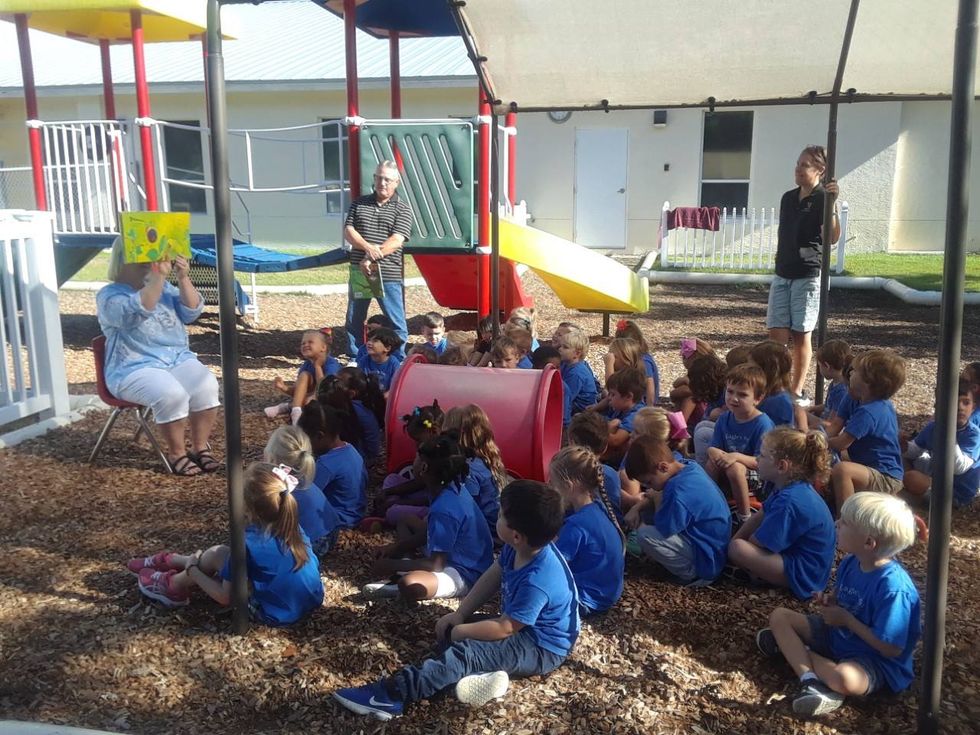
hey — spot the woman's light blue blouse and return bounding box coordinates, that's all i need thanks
[96,281,204,393]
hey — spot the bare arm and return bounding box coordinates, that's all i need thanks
[186,565,231,607]
[828,430,856,453]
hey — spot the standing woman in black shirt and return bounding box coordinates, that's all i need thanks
[766,145,840,402]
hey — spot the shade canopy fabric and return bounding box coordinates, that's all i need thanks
[317,0,458,39]
[458,0,976,111]
[0,0,234,43]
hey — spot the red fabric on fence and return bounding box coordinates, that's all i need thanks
[668,206,721,231]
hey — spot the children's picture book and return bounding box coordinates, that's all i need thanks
[120,211,192,263]
[350,261,384,299]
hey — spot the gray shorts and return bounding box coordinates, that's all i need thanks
[636,524,710,586]
[767,275,820,333]
[806,615,883,695]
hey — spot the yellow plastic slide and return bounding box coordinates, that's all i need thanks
[499,219,650,313]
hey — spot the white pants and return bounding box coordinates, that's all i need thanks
[116,359,220,424]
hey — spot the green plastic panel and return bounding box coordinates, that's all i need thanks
[359,121,474,252]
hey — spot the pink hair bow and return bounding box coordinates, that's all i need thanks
[666,411,691,441]
[680,338,698,359]
[271,464,299,495]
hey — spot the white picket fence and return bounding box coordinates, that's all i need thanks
[659,201,849,273]
[0,210,70,428]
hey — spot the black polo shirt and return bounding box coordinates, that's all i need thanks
[775,184,827,280]
[345,192,414,283]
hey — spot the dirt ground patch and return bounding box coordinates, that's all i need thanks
[1,275,978,735]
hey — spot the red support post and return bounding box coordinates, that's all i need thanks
[477,94,492,319]
[505,110,517,206]
[343,0,361,197]
[15,14,47,211]
[100,39,116,120]
[131,9,158,211]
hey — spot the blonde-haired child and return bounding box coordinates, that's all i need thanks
[558,327,598,426]
[619,406,689,511]
[265,329,341,423]
[728,427,835,598]
[128,462,324,623]
[442,404,508,533]
[760,493,921,717]
[550,446,625,615]
[265,426,341,554]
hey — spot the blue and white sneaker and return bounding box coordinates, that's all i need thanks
[333,682,404,720]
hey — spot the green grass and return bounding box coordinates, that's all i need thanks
[654,253,980,292]
[69,247,421,286]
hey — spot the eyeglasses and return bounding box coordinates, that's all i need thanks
[374,175,398,184]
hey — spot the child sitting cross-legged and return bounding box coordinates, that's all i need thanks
[829,350,906,512]
[363,435,494,601]
[706,364,776,527]
[379,401,444,527]
[442,404,509,535]
[558,327,599,427]
[902,377,980,508]
[550,447,626,615]
[129,463,324,624]
[750,340,798,428]
[595,367,647,466]
[758,493,922,717]
[333,480,578,719]
[727,427,836,598]
[803,339,853,431]
[623,435,731,586]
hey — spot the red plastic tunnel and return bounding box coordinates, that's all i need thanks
[385,356,564,481]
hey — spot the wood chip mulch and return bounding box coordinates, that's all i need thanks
[1,275,978,735]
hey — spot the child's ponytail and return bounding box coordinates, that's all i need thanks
[264,425,316,488]
[338,366,387,427]
[417,434,470,486]
[765,426,831,485]
[243,463,310,571]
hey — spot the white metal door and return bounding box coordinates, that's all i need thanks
[574,128,628,249]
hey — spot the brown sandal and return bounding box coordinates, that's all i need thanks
[171,455,203,476]
[189,450,222,473]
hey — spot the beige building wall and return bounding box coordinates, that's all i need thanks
[1,86,977,253]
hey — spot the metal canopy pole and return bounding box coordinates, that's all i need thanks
[206,0,248,634]
[815,0,860,405]
[490,109,501,335]
[918,1,979,731]
[14,13,47,211]
[100,39,116,120]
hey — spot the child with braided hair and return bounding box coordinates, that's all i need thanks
[550,446,626,615]
[378,401,445,527]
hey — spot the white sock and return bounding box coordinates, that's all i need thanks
[738,512,752,522]
[263,402,288,419]
[290,406,303,425]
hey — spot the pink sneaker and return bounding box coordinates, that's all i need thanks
[138,569,189,607]
[126,551,179,576]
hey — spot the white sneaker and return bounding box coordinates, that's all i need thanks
[455,671,509,706]
[361,582,400,599]
[263,402,288,419]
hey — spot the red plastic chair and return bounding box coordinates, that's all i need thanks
[88,335,172,472]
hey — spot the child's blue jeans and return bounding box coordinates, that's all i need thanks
[391,628,565,703]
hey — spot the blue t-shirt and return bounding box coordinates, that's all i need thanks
[710,410,775,456]
[829,554,921,693]
[759,391,796,427]
[219,525,323,626]
[464,457,501,531]
[601,464,624,524]
[706,387,727,416]
[654,460,731,581]
[837,393,858,422]
[970,406,980,431]
[914,420,980,506]
[313,443,368,528]
[844,399,903,479]
[499,543,579,657]
[426,481,494,587]
[823,380,848,419]
[298,356,341,383]
[561,360,599,425]
[430,337,448,355]
[605,401,644,434]
[356,353,401,392]
[753,480,836,600]
[293,483,341,549]
[641,353,661,405]
[556,502,625,614]
[517,355,534,369]
[352,399,382,460]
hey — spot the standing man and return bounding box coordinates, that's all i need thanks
[344,160,413,357]
[767,145,840,403]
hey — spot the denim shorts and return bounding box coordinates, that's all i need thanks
[807,614,883,694]
[767,276,821,333]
